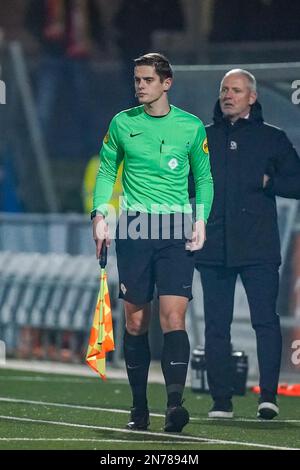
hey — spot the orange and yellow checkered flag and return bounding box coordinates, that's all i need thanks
[86,244,115,380]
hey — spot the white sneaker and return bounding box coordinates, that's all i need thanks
[257,401,279,420]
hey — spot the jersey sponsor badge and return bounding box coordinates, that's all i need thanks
[104,131,109,144]
[202,137,209,154]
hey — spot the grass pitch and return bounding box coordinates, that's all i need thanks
[0,368,299,450]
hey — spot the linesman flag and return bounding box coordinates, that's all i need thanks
[86,243,115,380]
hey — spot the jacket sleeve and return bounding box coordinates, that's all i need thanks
[93,116,124,215]
[264,130,300,199]
[189,122,214,222]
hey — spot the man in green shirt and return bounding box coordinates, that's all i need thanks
[92,53,213,433]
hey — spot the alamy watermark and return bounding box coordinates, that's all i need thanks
[291,80,300,104]
[94,198,204,241]
[0,340,6,365]
[0,78,6,104]
[291,339,300,366]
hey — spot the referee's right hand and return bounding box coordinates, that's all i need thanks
[93,215,110,259]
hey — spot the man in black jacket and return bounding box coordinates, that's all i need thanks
[194,69,300,420]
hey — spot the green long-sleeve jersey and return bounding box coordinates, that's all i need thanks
[93,104,213,221]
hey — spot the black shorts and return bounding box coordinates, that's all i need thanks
[115,212,194,304]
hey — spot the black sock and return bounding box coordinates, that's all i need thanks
[161,330,190,407]
[123,329,151,410]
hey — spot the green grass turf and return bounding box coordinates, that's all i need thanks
[0,368,299,450]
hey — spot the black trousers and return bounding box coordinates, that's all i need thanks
[197,264,282,400]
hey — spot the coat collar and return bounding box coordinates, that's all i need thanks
[213,100,264,126]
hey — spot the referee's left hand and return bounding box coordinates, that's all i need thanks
[185,219,206,251]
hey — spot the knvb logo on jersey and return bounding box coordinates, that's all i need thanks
[291,80,300,105]
[0,78,6,104]
[168,158,178,170]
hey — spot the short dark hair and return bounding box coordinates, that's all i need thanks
[134,53,173,81]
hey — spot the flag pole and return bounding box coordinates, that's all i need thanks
[98,241,107,345]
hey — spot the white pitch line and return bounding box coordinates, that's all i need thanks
[1,396,300,424]
[0,438,201,444]
[0,397,160,417]
[0,415,214,443]
[0,414,299,450]
[197,417,300,423]
[0,376,96,384]
[2,378,299,424]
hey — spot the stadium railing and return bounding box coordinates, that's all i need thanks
[0,213,124,365]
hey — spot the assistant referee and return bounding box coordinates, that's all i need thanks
[92,53,213,433]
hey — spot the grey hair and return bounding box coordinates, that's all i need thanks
[220,68,257,92]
